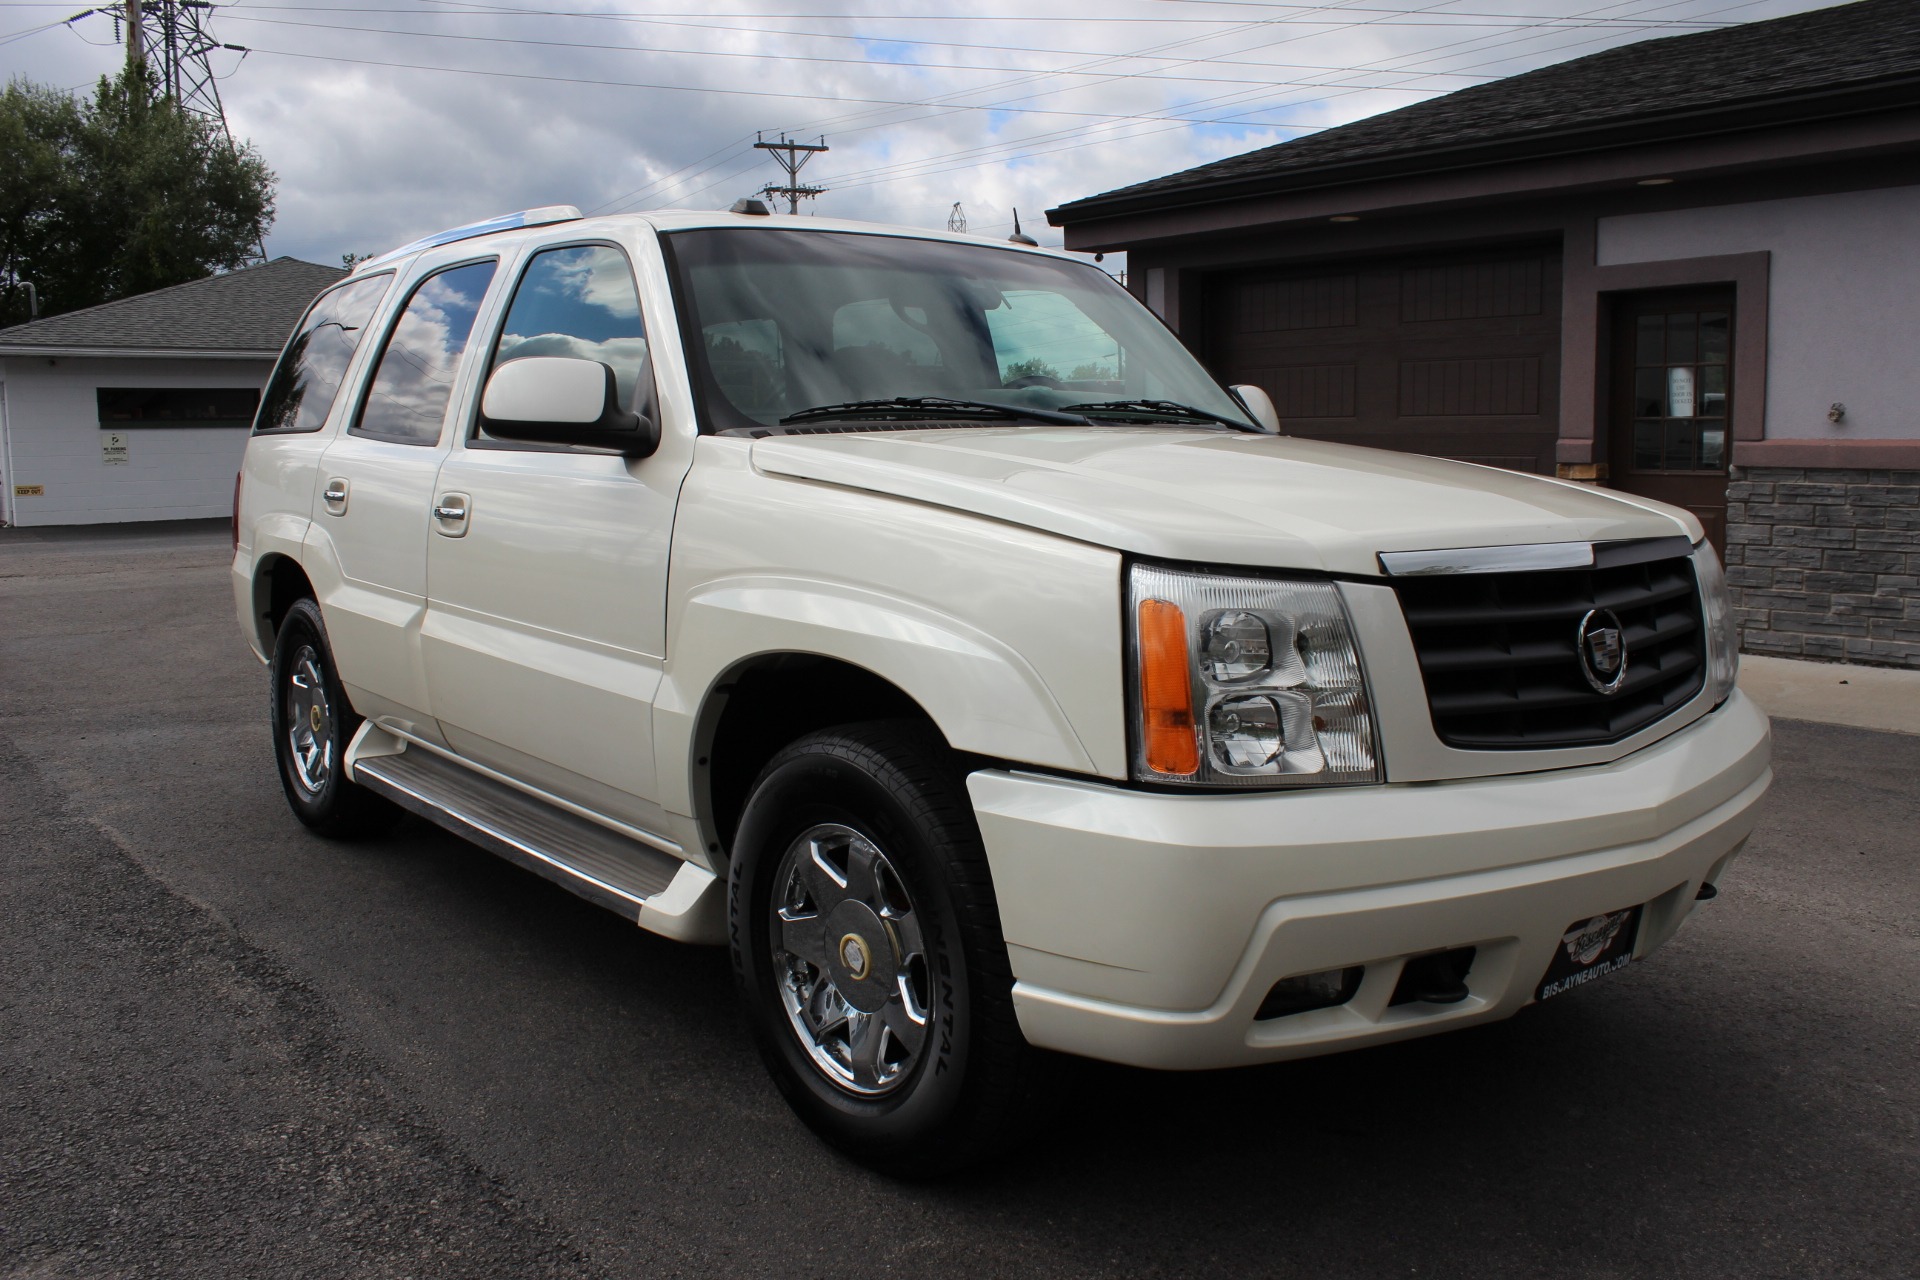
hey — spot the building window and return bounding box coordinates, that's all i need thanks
[97,387,262,429]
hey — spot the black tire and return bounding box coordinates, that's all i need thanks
[268,596,401,839]
[729,720,1035,1177]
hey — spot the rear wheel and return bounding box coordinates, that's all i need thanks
[269,597,400,838]
[729,720,1035,1177]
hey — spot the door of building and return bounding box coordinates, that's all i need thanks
[1606,289,1733,552]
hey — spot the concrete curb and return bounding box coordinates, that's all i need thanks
[1737,654,1920,736]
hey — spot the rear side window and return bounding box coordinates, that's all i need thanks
[253,273,393,435]
[353,260,498,446]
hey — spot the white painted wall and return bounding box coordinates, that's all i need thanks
[1597,184,1920,442]
[0,355,272,526]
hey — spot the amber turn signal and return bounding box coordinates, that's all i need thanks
[1138,598,1199,775]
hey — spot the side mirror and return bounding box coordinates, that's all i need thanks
[479,356,658,456]
[1229,384,1281,435]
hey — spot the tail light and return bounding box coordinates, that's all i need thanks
[231,470,243,552]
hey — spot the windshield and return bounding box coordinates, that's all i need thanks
[663,228,1256,432]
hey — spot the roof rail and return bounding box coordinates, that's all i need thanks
[355,205,583,273]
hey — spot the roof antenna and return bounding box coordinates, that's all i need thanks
[1008,209,1038,247]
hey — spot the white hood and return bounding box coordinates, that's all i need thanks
[751,428,1699,576]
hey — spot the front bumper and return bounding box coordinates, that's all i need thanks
[967,691,1771,1070]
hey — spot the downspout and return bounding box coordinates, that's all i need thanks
[0,368,13,526]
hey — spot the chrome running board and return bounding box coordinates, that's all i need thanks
[352,742,681,919]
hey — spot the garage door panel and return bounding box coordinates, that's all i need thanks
[1235,273,1359,332]
[1401,258,1545,322]
[1206,248,1561,475]
[1248,363,1358,420]
[1399,356,1541,417]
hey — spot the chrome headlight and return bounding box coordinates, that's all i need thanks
[1128,563,1380,787]
[1692,540,1739,705]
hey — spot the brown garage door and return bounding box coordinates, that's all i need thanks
[1203,246,1562,474]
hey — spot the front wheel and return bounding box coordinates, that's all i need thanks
[729,721,1034,1177]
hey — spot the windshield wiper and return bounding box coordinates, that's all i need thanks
[1060,399,1264,433]
[779,397,1091,426]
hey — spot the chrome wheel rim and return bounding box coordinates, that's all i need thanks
[770,822,931,1097]
[285,644,334,796]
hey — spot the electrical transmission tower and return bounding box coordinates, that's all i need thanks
[753,134,828,214]
[947,203,967,233]
[115,0,247,138]
[107,0,265,262]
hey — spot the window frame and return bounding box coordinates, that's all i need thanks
[347,255,502,449]
[250,270,396,437]
[464,238,657,454]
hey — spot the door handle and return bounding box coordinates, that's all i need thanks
[432,492,471,537]
[322,478,349,514]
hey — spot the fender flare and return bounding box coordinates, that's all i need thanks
[653,575,1101,819]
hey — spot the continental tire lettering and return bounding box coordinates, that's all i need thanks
[932,952,956,1074]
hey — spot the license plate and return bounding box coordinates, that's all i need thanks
[1536,904,1643,1002]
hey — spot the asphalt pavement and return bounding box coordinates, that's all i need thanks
[2,520,1916,1279]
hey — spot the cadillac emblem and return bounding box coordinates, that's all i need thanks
[1576,607,1628,695]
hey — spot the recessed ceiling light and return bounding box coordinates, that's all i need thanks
[1329,214,1360,222]
[1637,177,1675,186]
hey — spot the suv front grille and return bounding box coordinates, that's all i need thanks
[1389,541,1705,749]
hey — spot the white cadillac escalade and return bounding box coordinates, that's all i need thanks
[232,205,1772,1176]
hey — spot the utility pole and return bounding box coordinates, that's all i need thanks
[947,202,967,233]
[753,133,828,215]
[123,0,144,73]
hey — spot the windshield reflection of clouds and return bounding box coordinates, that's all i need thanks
[358,261,496,444]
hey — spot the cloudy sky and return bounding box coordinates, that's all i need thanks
[1,0,1836,267]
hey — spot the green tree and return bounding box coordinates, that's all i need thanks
[1002,356,1061,382]
[0,67,275,327]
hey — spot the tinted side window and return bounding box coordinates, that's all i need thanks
[489,244,653,428]
[353,260,497,446]
[253,273,393,435]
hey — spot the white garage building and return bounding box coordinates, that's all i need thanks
[0,257,343,526]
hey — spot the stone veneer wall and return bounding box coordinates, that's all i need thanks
[1724,465,1920,667]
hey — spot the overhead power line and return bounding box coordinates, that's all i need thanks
[9,0,1787,230]
[0,0,1742,21]
[211,10,1507,93]
[232,41,1332,128]
[608,0,1782,218]
[617,0,1759,212]
[785,0,1781,202]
